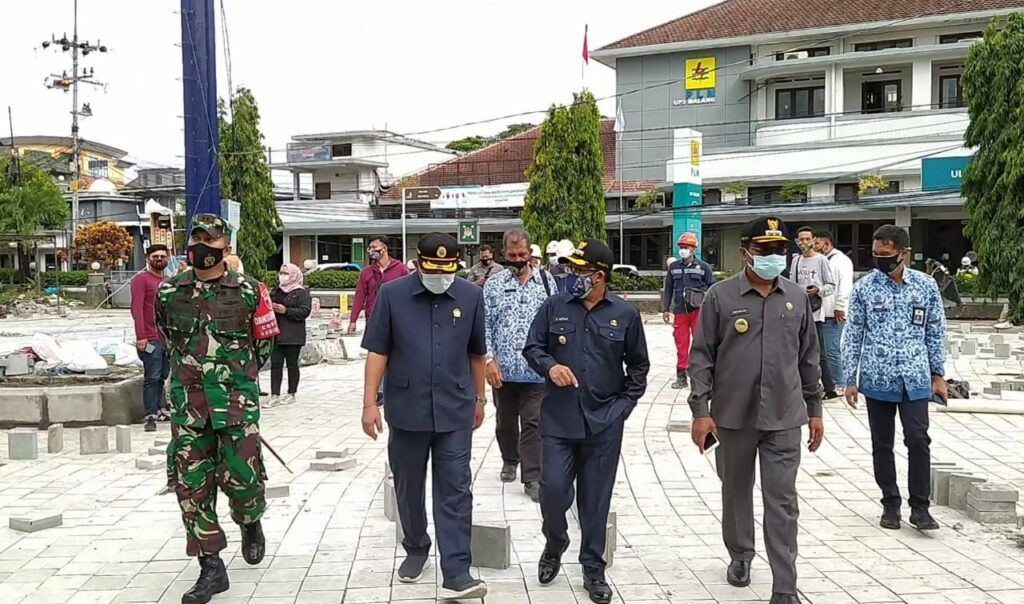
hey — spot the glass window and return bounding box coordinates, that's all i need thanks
[835,183,858,202]
[939,32,983,44]
[854,39,913,52]
[702,189,722,206]
[315,182,331,199]
[940,75,964,108]
[331,143,352,157]
[747,186,783,205]
[775,87,826,120]
[862,80,903,113]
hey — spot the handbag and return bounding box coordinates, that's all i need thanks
[683,287,706,309]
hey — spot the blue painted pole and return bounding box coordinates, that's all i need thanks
[180,0,220,233]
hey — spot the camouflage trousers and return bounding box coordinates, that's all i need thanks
[169,421,267,557]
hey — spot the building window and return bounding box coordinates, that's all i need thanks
[862,80,903,113]
[939,75,964,108]
[939,32,983,44]
[853,39,913,52]
[703,189,722,206]
[835,183,858,202]
[87,158,109,179]
[886,181,900,193]
[316,235,351,264]
[610,228,670,271]
[315,182,331,199]
[775,87,826,120]
[747,186,783,205]
[331,143,352,158]
[774,47,831,61]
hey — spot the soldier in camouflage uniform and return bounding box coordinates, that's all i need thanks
[155,214,273,604]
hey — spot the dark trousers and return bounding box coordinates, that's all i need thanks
[716,426,801,595]
[493,382,544,483]
[866,393,931,510]
[270,344,302,395]
[388,427,473,581]
[540,418,623,580]
[814,322,834,392]
[139,341,170,419]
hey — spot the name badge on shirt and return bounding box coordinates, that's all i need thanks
[912,306,926,326]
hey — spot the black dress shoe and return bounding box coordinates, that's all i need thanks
[500,463,517,482]
[240,521,265,565]
[583,576,612,604]
[538,541,569,584]
[524,482,541,503]
[727,559,750,587]
[769,593,801,604]
[181,555,229,604]
[880,506,901,530]
[910,507,939,530]
[397,554,427,583]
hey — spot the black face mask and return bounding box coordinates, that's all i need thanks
[149,259,168,271]
[369,251,382,262]
[873,253,903,274]
[188,243,224,270]
[506,259,528,275]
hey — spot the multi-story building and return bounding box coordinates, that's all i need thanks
[593,0,1024,271]
[0,135,134,191]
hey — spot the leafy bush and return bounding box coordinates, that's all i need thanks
[955,272,980,297]
[0,268,22,285]
[306,271,360,289]
[608,273,663,292]
[263,272,278,288]
[41,270,89,287]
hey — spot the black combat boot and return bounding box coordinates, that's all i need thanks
[241,520,266,565]
[671,370,688,389]
[181,554,229,604]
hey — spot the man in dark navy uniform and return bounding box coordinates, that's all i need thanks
[360,232,488,600]
[523,238,650,604]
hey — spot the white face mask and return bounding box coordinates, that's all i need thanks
[548,255,559,266]
[679,248,693,259]
[421,273,455,294]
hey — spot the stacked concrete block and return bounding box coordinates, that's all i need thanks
[994,343,1011,359]
[931,464,963,506]
[79,426,109,454]
[8,428,38,460]
[9,512,62,533]
[383,478,397,522]
[47,424,63,453]
[115,425,132,453]
[948,474,986,511]
[961,340,978,355]
[966,482,1019,524]
[310,457,356,471]
[315,449,351,459]
[470,523,512,569]
[148,447,166,456]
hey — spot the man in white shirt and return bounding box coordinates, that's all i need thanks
[814,229,853,398]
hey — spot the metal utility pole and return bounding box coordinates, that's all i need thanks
[42,0,108,244]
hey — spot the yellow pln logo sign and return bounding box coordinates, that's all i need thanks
[685,58,716,90]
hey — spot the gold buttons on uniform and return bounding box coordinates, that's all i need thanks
[734,318,749,334]
[610,319,618,327]
[786,302,794,311]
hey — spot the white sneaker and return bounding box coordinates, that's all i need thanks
[265,395,280,408]
[280,394,295,405]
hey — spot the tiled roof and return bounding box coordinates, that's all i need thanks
[598,0,1024,51]
[381,119,656,201]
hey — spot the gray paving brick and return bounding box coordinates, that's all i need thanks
[314,449,351,459]
[948,474,986,511]
[8,428,38,460]
[47,424,63,454]
[967,506,1017,524]
[79,426,109,455]
[135,458,162,470]
[470,522,511,569]
[966,493,1016,513]
[10,512,62,533]
[266,485,290,499]
[115,425,132,453]
[932,467,963,506]
[969,482,1019,503]
[309,458,356,471]
[383,478,396,522]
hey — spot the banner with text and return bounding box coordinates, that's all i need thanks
[429,183,529,210]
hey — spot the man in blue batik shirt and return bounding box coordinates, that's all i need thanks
[842,225,947,533]
[483,228,557,502]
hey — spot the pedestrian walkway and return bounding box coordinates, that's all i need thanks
[0,321,1023,603]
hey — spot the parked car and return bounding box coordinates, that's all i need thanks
[612,264,640,278]
[307,262,363,273]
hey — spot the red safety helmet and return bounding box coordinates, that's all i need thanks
[677,232,699,248]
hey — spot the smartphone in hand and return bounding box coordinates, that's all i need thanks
[703,432,720,455]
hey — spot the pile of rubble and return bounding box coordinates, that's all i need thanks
[0,293,83,319]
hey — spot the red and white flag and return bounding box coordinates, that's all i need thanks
[582,24,589,65]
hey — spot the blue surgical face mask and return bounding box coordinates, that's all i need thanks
[749,253,787,280]
[421,273,455,294]
[571,273,596,299]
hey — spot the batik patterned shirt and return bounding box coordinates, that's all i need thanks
[483,268,556,383]
[841,268,946,402]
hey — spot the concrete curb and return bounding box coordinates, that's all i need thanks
[0,375,145,429]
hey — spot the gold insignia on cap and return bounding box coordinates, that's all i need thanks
[786,302,794,311]
[767,218,779,231]
[558,335,567,345]
[453,308,461,318]
[437,245,448,258]
[734,318,749,334]
[610,319,618,327]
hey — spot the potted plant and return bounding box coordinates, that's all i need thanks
[858,174,889,196]
[723,182,746,204]
[779,181,809,202]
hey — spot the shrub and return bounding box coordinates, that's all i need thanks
[955,272,980,297]
[262,272,278,288]
[0,268,22,285]
[41,270,89,287]
[306,270,360,289]
[608,273,663,292]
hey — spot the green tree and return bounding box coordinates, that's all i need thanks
[0,155,69,278]
[496,123,535,139]
[962,14,1024,323]
[521,90,606,246]
[445,135,490,154]
[219,87,280,279]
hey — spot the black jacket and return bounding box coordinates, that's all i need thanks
[270,287,312,346]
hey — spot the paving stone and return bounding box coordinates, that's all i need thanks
[961,340,978,355]
[135,458,162,470]
[383,478,396,522]
[115,425,132,453]
[384,460,392,480]
[266,484,290,499]
[966,493,1016,513]
[79,426,109,454]
[994,343,1011,359]
[8,428,39,460]
[10,512,62,533]
[948,474,986,511]
[969,482,1019,503]
[148,447,166,456]
[983,387,1002,397]
[309,458,356,471]
[469,523,511,569]
[931,467,963,505]
[154,439,169,447]
[604,511,617,569]
[315,449,351,459]
[666,420,691,432]
[967,506,1017,524]
[990,335,1005,345]
[47,424,63,454]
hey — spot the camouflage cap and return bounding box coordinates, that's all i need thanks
[190,213,232,239]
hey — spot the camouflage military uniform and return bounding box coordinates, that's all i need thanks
[155,254,273,557]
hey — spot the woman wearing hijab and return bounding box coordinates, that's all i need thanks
[268,263,312,405]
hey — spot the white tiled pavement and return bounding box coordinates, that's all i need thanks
[0,315,1023,604]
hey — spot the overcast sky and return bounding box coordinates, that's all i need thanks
[1,0,717,169]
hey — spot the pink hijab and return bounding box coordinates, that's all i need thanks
[278,263,305,293]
